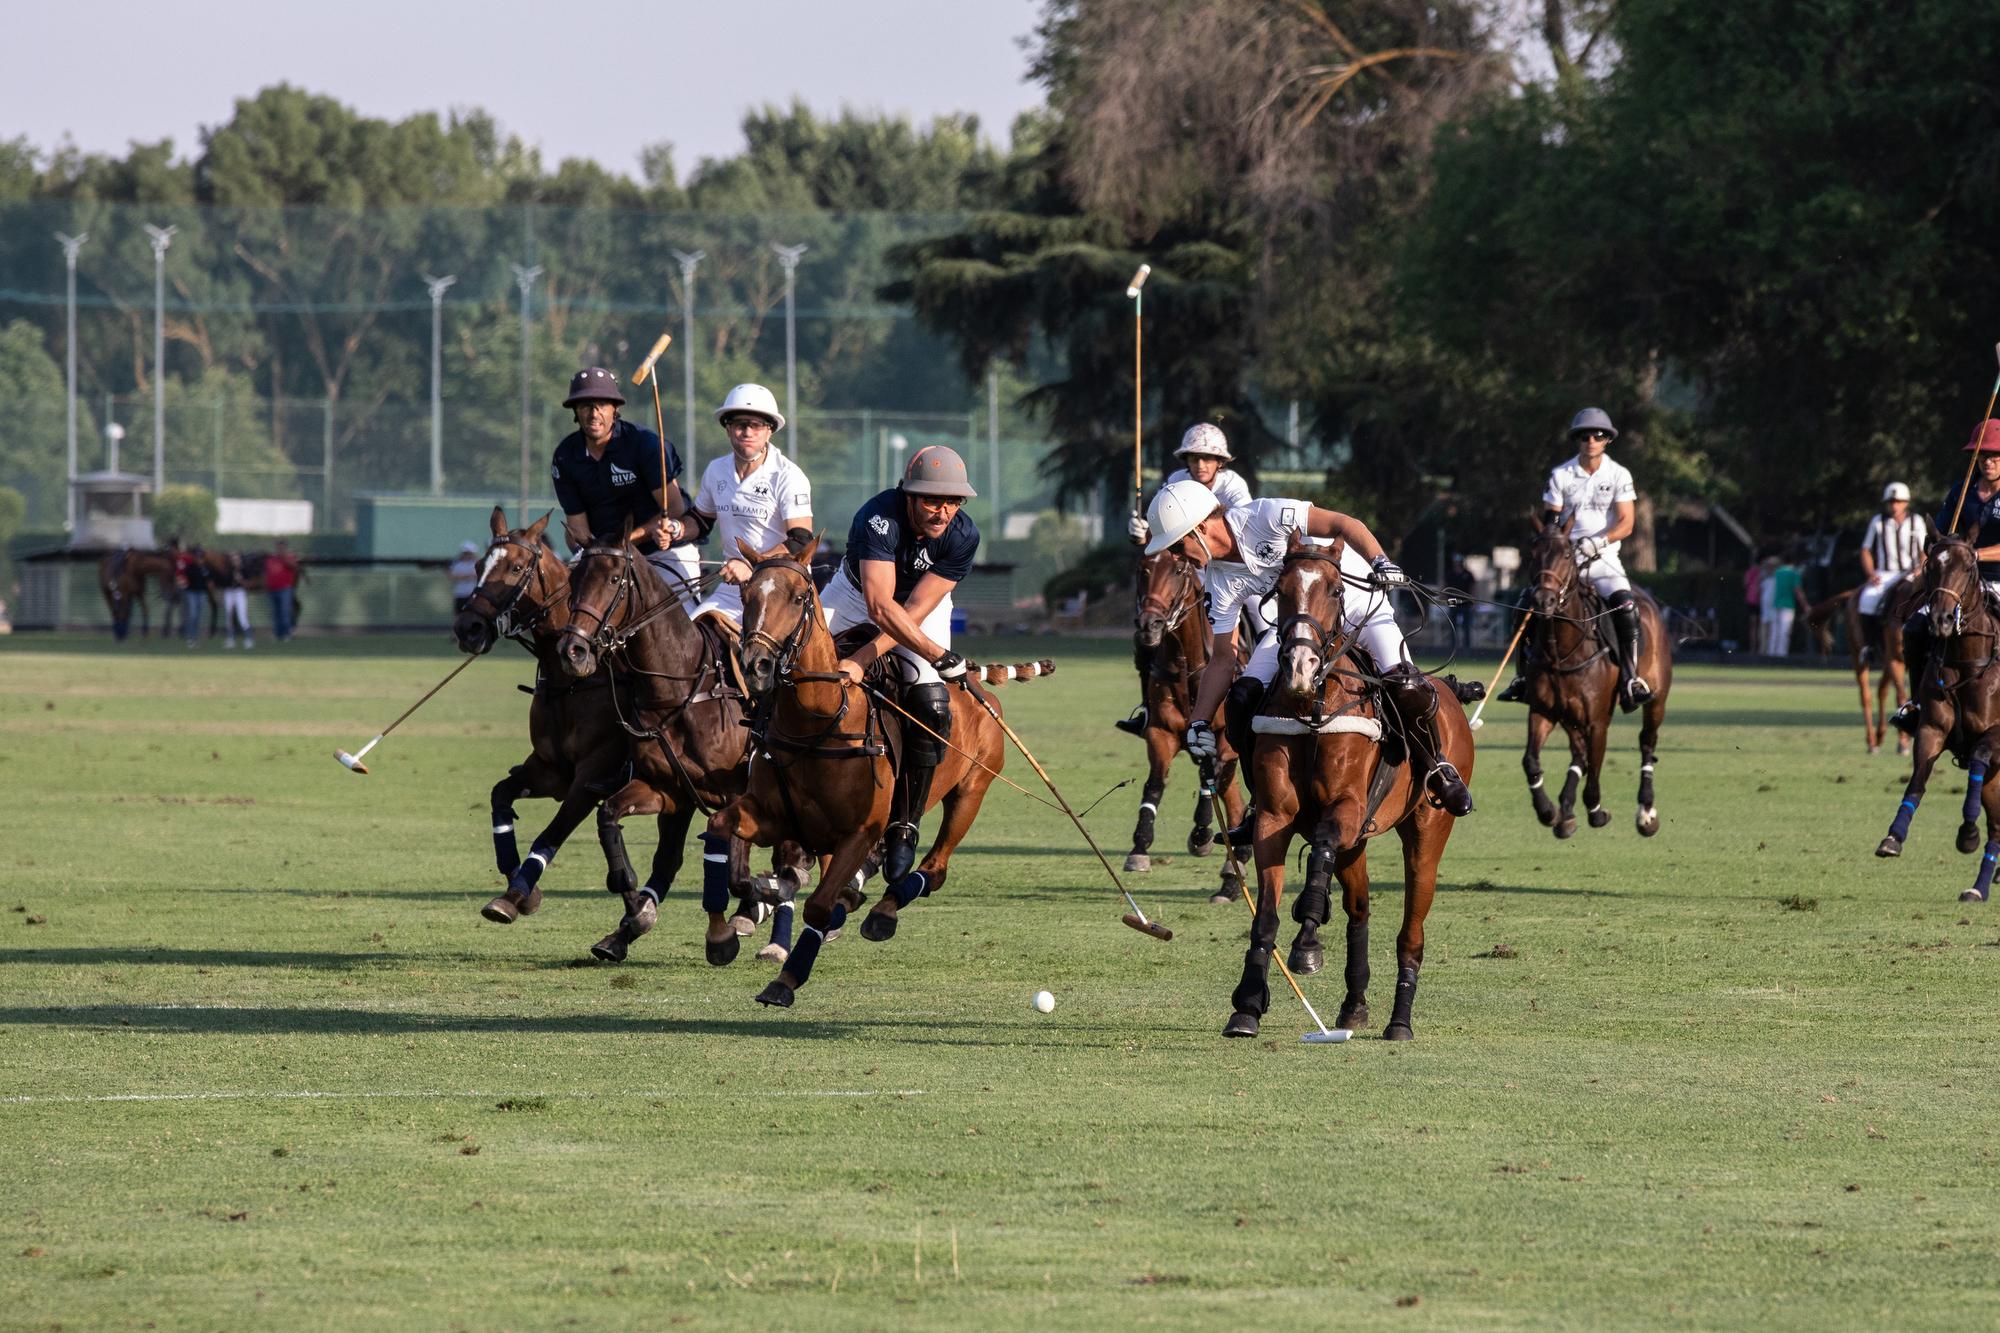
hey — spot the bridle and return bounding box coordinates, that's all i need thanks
[1275,544,1351,698]
[463,535,558,640]
[740,555,843,701]
[1136,550,1202,641]
[1925,538,1987,640]
[1529,532,1581,621]
[561,544,678,658]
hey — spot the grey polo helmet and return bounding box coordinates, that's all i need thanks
[1568,407,1618,441]
[901,445,978,498]
[563,366,626,407]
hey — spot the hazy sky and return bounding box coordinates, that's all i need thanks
[4,0,1047,178]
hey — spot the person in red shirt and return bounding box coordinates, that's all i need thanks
[264,540,300,641]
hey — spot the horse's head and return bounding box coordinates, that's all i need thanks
[454,507,563,656]
[1526,511,1582,619]
[1923,534,1982,638]
[559,541,646,677]
[1272,532,1346,700]
[736,536,822,697]
[1134,549,1200,649]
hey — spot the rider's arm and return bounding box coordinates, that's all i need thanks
[1188,625,1238,723]
[1859,541,1879,579]
[851,561,953,667]
[1303,507,1386,563]
[1599,499,1636,545]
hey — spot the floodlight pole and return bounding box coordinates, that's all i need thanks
[773,242,806,458]
[422,273,457,496]
[511,263,543,523]
[672,249,704,464]
[55,231,86,531]
[144,224,177,493]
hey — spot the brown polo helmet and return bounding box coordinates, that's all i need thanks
[901,444,978,498]
[1964,418,2000,453]
[562,366,625,407]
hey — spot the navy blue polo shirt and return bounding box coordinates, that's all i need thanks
[841,487,979,601]
[1936,480,2000,580]
[550,419,682,553]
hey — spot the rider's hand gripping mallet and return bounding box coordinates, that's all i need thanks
[1468,611,1532,732]
[1946,342,2000,534]
[1127,263,1151,527]
[960,674,1171,940]
[334,653,481,774]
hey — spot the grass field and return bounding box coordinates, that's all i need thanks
[4,632,1999,1329]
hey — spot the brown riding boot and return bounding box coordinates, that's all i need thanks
[1382,666,1474,816]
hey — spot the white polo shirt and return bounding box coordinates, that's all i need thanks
[1542,455,1636,546]
[692,447,813,558]
[1166,466,1253,511]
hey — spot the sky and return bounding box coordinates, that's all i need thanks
[3,0,1047,178]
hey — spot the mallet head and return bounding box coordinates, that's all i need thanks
[334,749,370,775]
[1300,1028,1352,1044]
[1122,912,1172,942]
[1125,263,1151,299]
[1469,716,1485,732]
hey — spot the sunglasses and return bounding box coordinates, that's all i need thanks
[913,495,964,511]
[724,416,772,431]
[1573,430,1613,443]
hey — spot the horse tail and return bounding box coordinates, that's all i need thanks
[971,658,1056,686]
[1804,587,1858,631]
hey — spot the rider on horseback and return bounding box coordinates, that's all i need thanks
[549,366,700,609]
[1117,423,1255,735]
[1498,407,1654,712]
[1892,419,2000,734]
[1859,481,1927,658]
[1150,480,1476,824]
[684,384,815,629]
[825,446,982,884]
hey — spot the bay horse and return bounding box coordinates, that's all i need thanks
[98,549,177,639]
[1806,584,1912,756]
[558,539,813,965]
[1873,535,2000,901]
[1518,520,1672,838]
[714,537,1044,1010]
[1225,532,1473,1041]
[452,508,683,960]
[1124,548,1247,905]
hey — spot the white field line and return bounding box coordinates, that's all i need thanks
[0,1088,927,1107]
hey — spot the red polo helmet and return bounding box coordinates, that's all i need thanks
[1964,419,2000,453]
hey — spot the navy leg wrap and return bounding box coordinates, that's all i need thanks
[889,869,929,907]
[786,903,848,986]
[770,902,795,950]
[491,784,521,875]
[700,833,730,913]
[513,844,554,889]
[1963,759,1988,827]
[1888,795,1921,844]
[1973,841,2000,901]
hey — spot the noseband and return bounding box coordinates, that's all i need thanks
[463,536,555,638]
[1276,545,1349,694]
[562,544,653,657]
[1138,553,1201,636]
[1927,541,1984,637]
[739,556,828,684]
[1530,536,1579,617]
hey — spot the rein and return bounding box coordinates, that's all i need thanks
[464,535,558,642]
[1526,536,1614,673]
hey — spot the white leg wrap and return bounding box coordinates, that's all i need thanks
[492,823,513,834]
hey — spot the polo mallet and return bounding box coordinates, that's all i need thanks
[959,676,1171,940]
[1126,263,1151,524]
[1946,342,2000,534]
[1467,611,1532,732]
[631,332,675,542]
[1236,878,1349,1043]
[333,654,480,775]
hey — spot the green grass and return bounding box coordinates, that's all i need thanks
[4,633,1999,1329]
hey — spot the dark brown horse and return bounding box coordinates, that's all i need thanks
[558,539,813,965]
[1518,522,1672,838]
[98,549,177,639]
[1807,584,1913,756]
[1225,533,1474,1041]
[712,538,1042,1010]
[1124,549,1247,904]
[1874,535,2000,900]
[452,508,689,961]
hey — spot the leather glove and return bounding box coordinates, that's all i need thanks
[1127,514,1150,545]
[1184,720,1219,762]
[1369,555,1409,589]
[932,650,969,682]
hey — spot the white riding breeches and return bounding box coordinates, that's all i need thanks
[1241,584,1408,687]
[1857,571,1906,617]
[645,547,702,613]
[1580,549,1630,598]
[821,568,953,685]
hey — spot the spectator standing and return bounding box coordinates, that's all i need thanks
[1763,550,1807,656]
[219,553,253,649]
[180,546,211,648]
[448,541,480,613]
[265,540,299,641]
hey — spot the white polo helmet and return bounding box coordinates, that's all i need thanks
[714,383,785,432]
[1882,481,1911,502]
[1144,479,1222,555]
[1175,422,1232,460]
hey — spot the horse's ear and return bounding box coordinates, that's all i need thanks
[797,533,820,564]
[490,505,507,537]
[526,510,551,542]
[1531,510,1545,534]
[735,537,761,563]
[1287,528,1309,551]
[1561,509,1579,538]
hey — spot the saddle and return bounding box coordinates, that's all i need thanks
[695,610,751,698]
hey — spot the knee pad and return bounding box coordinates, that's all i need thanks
[1224,675,1266,758]
[903,682,952,768]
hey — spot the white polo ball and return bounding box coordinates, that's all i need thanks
[1032,989,1055,1014]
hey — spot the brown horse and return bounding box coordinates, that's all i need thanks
[1874,536,2000,900]
[98,549,178,639]
[1518,522,1672,838]
[452,508,691,960]
[1225,533,1473,1041]
[1124,549,1247,904]
[711,538,1042,1010]
[558,540,813,965]
[1807,584,1913,756]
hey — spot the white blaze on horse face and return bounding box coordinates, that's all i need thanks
[1295,567,1321,596]
[476,546,506,587]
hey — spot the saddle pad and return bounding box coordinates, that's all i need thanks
[1251,714,1385,738]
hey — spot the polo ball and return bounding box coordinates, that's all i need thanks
[1032,989,1055,1014]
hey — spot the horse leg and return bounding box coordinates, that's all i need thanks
[1188,741,1219,859]
[1384,814,1448,1041]
[1966,743,2000,903]
[591,802,692,963]
[1957,740,1992,855]
[481,781,600,924]
[1583,714,1612,829]
[1857,662,1879,754]
[1553,724,1585,840]
[1523,711,1558,827]
[477,756,575,922]
[1225,856,1286,1038]
[1886,648,1912,756]
[1333,846,1372,1030]
[864,753,998,940]
[1286,814,1338,976]
[1211,755,1247,905]
[755,829,875,1009]
[1878,724,1946,857]
[1125,730,1171,873]
[727,836,773,938]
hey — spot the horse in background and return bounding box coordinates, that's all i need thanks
[1807,584,1912,756]
[98,549,178,639]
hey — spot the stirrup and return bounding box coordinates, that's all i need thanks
[1426,762,1474,817]
[1496,676,1529,704]
[1113,706,1148,736]
[1621,675,1653,711]
[1225,806,1257,849]
[1890,700,1920,736]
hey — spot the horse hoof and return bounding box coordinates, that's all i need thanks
[706,933,741,967]
[836,881,866,913]
[1588,809,1611,829]
[1208,889,1236,906]
[754,981,794,1008]
[860,909,899,943]
[1867,744,1880,756]
[1534,805,1556,828]
[480,896,519,925]
[1960,889,1989,903]
[589,931,629,963]
[756,943,790,964]
[1188,829,1215,858]
[1382,1022,1415,1042]
[1554,818,1577,840]
[1337,1004,1370,1030]
[1876,836,1903,859]
[1222,1012,1260,1038]
[623,895,657,938]
[1958,823,1981,855]
[1287,942,1324,975]
[730,899,771,936]
[1123,853,1151,873]
[1636,808,1660,837]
